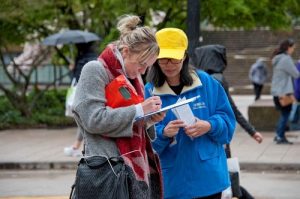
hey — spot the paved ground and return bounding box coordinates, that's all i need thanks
[0,126,299,171]
[0,95,299,198]
[1,170,300,198]
[0,95,299,171]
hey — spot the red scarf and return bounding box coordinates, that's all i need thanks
[98,44,162,194]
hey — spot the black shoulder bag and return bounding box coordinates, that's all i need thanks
[69,155,129,199]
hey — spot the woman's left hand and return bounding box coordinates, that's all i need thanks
[184,118,211,138]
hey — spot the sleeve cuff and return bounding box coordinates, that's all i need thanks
[208,118,218,136]
[134,104,144,120]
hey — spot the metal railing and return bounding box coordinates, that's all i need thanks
[0,64,71,85]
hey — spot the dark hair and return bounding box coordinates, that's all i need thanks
[76,41,97,55]
[271,38,295,58]
[146,53,194,87]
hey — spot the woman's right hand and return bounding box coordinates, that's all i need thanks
[163,119,186,138]
[141,96,162,115]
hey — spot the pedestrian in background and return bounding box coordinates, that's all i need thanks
[194,44,264,144]
[288,59,300,131]
[71,15,164,198]
[271,38,300,144]
[145,28,236,199]
[64,41,98,157]
[194,44,262,199]
[294,59,300,102]
[248,57,268,101]
[70,42,98,82]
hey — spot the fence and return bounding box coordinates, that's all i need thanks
[0,64,71,85]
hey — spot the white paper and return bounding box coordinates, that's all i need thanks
[136,96,199,120]
[227,157,240,172]
[172,97,196,125]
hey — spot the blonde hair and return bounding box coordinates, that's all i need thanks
[116,15,159,62]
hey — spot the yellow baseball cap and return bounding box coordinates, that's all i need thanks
[156,28,188,60]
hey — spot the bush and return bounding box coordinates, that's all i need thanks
[0,88,75,130]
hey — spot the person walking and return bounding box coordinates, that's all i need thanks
[271,39,300,144]
[71,15,165,198]
[145,28,236,199]
[249,58,268,101]
[64,42,98,157]
[288,58,300,130]
[194,45,264,144]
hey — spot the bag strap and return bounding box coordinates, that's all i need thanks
[69,183,75,199]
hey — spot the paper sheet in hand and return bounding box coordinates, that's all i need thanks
[136,96,198,120]
[172,97,195,125]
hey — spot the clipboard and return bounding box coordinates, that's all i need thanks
[136,96,199,121]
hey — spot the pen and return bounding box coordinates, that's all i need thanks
[148,87,154,97]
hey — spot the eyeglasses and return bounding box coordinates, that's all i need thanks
[158,58,182,65]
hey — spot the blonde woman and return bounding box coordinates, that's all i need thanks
[71,15,164,198]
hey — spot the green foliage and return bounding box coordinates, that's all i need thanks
[1,0,299,46]
[201,0,300,30]
[0,89,75,130]
[0,98,32,129]
[28,89,66,115]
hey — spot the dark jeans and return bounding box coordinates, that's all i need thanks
[194,192,221,199]
[273,97,292,139]
[253,83,263,100]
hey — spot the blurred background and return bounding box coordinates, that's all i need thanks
[0,0,300,198]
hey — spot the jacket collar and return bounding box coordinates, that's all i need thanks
[153,71,202,95]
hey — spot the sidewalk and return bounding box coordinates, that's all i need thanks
[0,126,299,171]
[0,95,299,171]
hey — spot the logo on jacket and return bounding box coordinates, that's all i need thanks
[193,101,206,109]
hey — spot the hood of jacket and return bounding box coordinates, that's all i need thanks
[272,53,286,66]
[193,44,227,74]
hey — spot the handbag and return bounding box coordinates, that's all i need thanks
[65,78,77,117]
[279,94,295,107]
[70,156,129,199]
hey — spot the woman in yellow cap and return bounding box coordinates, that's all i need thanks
[145,28,236,199]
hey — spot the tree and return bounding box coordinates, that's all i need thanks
[200,0,300,30]
[0,44,52,117]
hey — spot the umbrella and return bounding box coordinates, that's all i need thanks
[42,30,101,46]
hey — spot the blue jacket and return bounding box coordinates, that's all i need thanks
[145,70,236,199]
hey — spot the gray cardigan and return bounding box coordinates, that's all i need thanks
[271,54,300,96]
[72,60,137,157]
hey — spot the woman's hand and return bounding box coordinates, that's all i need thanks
[184,118,211,138]
[146,112,166,128]
[150,111,166,123]
[163,119,186,138]
[141,96,162,115]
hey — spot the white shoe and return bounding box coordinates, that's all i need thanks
[64,146,82,157]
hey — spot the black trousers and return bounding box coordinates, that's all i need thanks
[253,83,263,100]
[194,192,222,199]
